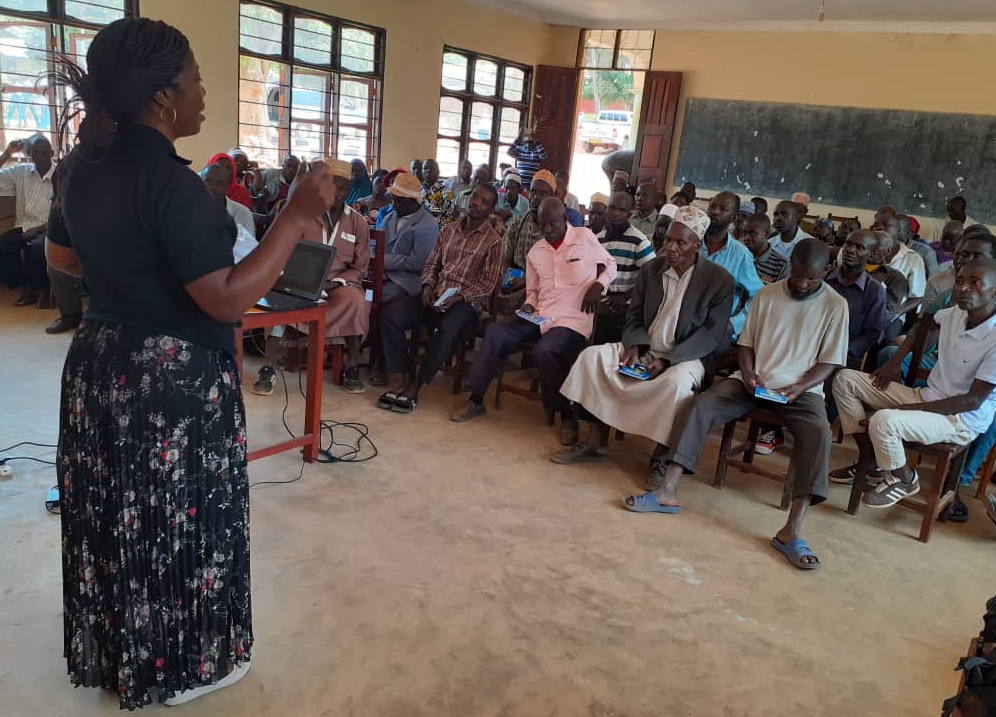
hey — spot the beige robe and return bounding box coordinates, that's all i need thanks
[560,267,704,446]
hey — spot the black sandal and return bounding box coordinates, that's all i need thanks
[948,496,969,523]
[376,391,398,410]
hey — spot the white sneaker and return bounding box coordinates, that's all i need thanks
[164,661,251,707]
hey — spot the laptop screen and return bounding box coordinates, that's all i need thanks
[272,241,335,300]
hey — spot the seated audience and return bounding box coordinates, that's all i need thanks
[0,135,54,310]
[931,195,974,240]
[409,158,424,183]
[252,159,370,396]
[750,196,769,216]
[220,148,256,210]
[200,163,255,238]
[931,220,964,269]
[895,212,938,278]
[555,170,580,211]
[453,164,491,216]
[380,174,440,305]
[346,159,373,206]
[632,239,848,572]
[496,169,557,314]
[444,159,473,197]
[495,172,529,222]
[554,176,584,227]
[812,218,835,244]
[741,213,788,285]
[834,258,996,508]
[834,217,861,247]
[587,192,609,236]
[376,184,501,413]
[629,181,658,237]
[825,229,888,368]
[701,191,763,338]
[866,230,911,320]
[872,213,926,301]
[358,169,391,217]
[732,198,755,240]
[451,197,617,446]
[651,205,678,254]
[420,158,455,226]
[769,199,813,257]
[555,206,734,476]
[368,173,440,386]
[261,154,300,214]
[592,191,654,344]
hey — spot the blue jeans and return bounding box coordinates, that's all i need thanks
[875,345,995,485]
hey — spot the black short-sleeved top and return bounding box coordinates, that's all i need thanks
[49,124,237,354]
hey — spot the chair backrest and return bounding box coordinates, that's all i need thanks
[904,320,933,387]
[369,228,386,309]
[829,213,859,224]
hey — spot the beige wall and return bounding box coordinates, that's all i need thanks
[651,30,996,232]
[141,0,576,169]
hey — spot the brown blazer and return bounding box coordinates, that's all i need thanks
[622,255,735,383]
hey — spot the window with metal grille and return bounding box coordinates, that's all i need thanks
[0,0,137,148]
[238,0,384,170]
[435,46,531,178]
[578,29,655,70]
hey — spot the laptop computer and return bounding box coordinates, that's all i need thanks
[255,240,336,311]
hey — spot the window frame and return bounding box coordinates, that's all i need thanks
[436,44,532,178]
[577,29,655,70]
[0,0,139,149]
[237,0,385,168]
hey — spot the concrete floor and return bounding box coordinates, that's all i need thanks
[0,287,992,717]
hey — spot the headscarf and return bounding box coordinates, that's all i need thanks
[531,169,557,193]
[347,159,372,205]
[207,152,253,210]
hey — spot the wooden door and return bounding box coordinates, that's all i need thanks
[631,71,683,188]
[531,65,579,175]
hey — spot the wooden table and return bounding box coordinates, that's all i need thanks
[235,303,328,463]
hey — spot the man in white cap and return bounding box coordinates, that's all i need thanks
[627,238,849,573]
[651,204,679,253]
[495,171,529,222]
[554,206,735,482]
[587,193,609,236]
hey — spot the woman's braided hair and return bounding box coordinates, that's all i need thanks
[46,18,190,204]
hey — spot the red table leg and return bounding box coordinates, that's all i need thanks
[303,315,325,462]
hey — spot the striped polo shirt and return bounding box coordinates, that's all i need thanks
[0,162,53,229]
[507,140,547,189]
[753,244,789,284]
[597,224,654,293]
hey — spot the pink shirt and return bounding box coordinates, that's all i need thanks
[525,226,617,337]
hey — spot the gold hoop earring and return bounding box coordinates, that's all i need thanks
[158,106,177,126]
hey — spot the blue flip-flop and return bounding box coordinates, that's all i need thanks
[770,537,821,571]
[621,491,681,514]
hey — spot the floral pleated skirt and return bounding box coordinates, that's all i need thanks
[57,321,253,710]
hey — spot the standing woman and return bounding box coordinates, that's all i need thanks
[45,19,335,709]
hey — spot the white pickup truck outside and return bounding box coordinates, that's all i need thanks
[580,110,633,153]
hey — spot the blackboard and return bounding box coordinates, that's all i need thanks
[674,98,996,224]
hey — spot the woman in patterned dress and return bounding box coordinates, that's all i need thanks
[44,18,335,709]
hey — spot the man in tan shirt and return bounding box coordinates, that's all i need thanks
[623,239,849,573]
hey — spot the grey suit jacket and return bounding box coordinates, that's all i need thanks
[622,256,735,382]
[382,208,439,296]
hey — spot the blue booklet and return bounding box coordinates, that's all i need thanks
[754,386,788,404]
[618,363,650,380]
[516,309,549,326]
[434,287,459,307]
[503,268,524,290]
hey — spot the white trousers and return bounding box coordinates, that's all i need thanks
[833,369,975,471]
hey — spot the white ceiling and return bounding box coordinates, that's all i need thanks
[472,0,996,32]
